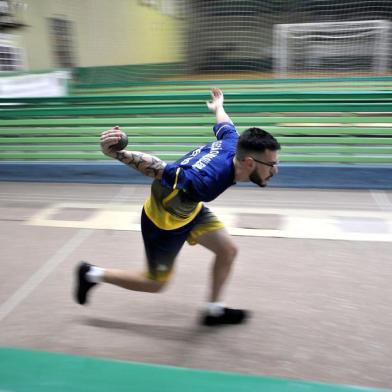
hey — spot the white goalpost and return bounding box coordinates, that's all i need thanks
[273,20,391,78]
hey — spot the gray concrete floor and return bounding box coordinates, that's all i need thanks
[0,182,391,389]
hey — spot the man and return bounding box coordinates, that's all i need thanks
[75,88,280,326]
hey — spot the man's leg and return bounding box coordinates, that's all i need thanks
[75,209,187,305]
[75,262,167,305]
[102,268,165,293]
[195,227,248,326]
[195,227,238,302]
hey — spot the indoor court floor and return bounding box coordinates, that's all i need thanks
[0,182,391,390]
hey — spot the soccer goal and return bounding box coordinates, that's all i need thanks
[273,20,391,78]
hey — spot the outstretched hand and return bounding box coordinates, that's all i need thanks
[206,88,224,113]
[100,126,123,158]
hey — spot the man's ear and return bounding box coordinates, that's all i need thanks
[242,156,255,171]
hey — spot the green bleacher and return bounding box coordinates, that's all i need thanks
[1,79,392,165]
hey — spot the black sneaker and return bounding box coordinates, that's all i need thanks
[74,262,97,305]
[202,307,249,326]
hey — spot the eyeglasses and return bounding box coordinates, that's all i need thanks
[252,157,278,168]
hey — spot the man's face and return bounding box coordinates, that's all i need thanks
[248,149,279,188]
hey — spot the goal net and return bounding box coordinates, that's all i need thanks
[69,0,392,84]
[273,20,391,78]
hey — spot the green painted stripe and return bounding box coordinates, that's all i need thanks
[0,145,102,151]
[0,145,194,152]
[274,137,392,145]
[0,136,189,143]
[72,75,392,89]
[280,156,392,163]
[72,82,392,94]
[0,127,107,135]
[72,85,392,96]
[1,116,391,126]
[2,103,392,117]
[282,146,392,154]
[0,348,388,392]
[1,145,391,154]
[2,91,392,104]
[0,126,390,136]
[267,127,392,136]
[1,136,391,144]
[0,153,111,160]
[0,136,102,143]
[71,79,392,88]
[1,153,391,163]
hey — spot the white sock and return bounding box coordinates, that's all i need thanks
[86,266,104,283]
[207,302,225,316]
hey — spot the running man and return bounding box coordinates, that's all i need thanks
[75,88,280,326]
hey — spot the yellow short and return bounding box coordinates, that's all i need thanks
[141,206,225,282]
[186,207,225,245]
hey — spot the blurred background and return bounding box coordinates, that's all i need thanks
[2,0,392,80]
[0,0,392,172]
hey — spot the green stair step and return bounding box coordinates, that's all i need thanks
[1,145,392,154]
[0,126,391,136]
[2,103,392,117]
[1,116,391,126]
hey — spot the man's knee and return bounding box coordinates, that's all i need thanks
[228,243,238,260]
[217,242,238,262]
[145,272,171,292]
[148,279,167,293]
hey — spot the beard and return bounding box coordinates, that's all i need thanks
[249,168,266,188]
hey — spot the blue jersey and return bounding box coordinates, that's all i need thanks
[161,122,239,202]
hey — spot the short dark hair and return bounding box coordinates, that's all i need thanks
[236,127,281,159]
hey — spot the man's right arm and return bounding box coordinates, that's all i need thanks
[100,128,166,180]
[206,88,233,125]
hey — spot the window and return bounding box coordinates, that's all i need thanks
[49,17,75,68]
[0,43,23,71]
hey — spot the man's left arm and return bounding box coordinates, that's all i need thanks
[206,88,233,125]
[207,88,239,141]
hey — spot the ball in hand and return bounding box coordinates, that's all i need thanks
[112,132,128,151]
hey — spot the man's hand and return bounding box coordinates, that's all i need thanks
[100,127,167,179]
[100,126,123,159]
[206,88,224,113]
[206,88,233,125]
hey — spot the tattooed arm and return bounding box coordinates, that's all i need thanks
[115,150,166,179]
[100,127,167,179]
